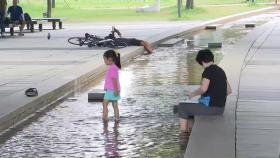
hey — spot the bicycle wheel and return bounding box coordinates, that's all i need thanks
[68,37,86,46]
[68,37,93,46]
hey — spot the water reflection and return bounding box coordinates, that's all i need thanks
[103,121,119,158]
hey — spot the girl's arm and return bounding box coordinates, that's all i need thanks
[189,78,210,99]
[113,78,119,96]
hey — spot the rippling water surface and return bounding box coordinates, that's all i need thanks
[0,14,273,158]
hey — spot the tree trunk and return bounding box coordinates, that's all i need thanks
[47,0,52,18]
[178,0,182,17]
[52,0,55,8]
[185,0,194,10]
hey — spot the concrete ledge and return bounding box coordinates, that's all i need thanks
[88,90,105,102]
[205,24,222,30]
[208,42,223,48]
[184,21,276,158]
[245,23,256,28]
[159,38,184,47]
[185,96,237,158]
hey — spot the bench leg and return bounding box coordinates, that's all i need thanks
[27,24,30,30]
[52,21,56,30]
[59,22,62,29]
[30,24,34,32]
[39,24,43,31]
[10,27,14,36]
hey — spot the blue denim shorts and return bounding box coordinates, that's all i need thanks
[104,91,120,102]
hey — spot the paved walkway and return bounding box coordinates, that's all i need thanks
[0,21,201,98]
[236,20,280,158]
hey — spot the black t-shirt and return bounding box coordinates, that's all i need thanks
[202,65,227,107]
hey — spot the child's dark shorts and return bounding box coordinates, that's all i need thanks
[178,103,225,119]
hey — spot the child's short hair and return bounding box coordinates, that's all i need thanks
[196,49,214,65]
[103,50,121,69]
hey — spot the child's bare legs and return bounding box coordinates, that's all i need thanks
[180,118,194,134]
[179,118,193,147]
[112,101,120,121]
[180,118,189,133]
[103,100,109,121]
[18,21,26,36]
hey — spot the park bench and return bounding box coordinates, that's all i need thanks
[5,23,20,36]
[5,20,47,36]
[32,18,64,30]
[26,20,48,32]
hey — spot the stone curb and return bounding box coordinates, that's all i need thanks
[184,20,277,158]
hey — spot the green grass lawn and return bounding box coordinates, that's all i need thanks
[14,0,274,9]
[12,0,272,22]
[195,0,273,5]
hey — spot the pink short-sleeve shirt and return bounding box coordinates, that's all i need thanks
[104,64,120,91]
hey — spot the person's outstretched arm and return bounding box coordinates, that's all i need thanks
[189,78,210,99]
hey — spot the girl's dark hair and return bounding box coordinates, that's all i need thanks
[103,50,121,69]
[196,49,214,65]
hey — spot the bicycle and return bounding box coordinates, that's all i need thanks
[68,27,127,49]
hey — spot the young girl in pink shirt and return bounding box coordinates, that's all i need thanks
[103,50,121,122]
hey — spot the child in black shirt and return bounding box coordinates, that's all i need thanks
[178,49,232,137]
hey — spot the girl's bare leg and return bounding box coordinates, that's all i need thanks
[112,102,120,121]
[103,100,109,121]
